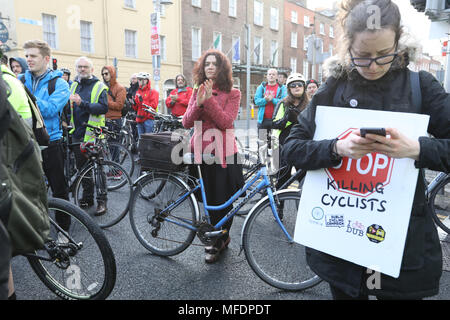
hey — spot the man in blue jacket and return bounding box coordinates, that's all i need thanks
[20,40,71,231]
[254,68,287,144]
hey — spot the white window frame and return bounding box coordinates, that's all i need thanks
[291,32,297,48]
[304,15,310,28]
[229,0,237,17]
[303,36,308,51]
[270,40,279,67]
[303,60,309,78]
[290,57,297,73]
[320,23,325,35]
[211,0,220,13]
[254,0,264,26]
[42,14,58,49]
[291,11,298,24]
[192,27,202,61]
[124,0,136,9]
[270,7,279,31]
[254,36,263,65]
[329,26,335,38]
[125,29,137,58]
[192,0,201,8]
[80,20,94,53]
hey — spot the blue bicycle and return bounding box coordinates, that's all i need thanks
[128,151,321,291]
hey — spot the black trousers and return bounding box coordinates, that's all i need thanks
[0,220,10,300]
[41,140,70,230]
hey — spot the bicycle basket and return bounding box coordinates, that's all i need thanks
[138,131,188,172]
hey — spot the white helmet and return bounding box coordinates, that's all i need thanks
[137,72,150,80]
[286,73,306,87]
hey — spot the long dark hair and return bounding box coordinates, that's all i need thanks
[193,49,233,92]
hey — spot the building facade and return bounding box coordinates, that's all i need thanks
[1,0,183,98]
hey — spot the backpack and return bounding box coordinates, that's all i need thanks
[0,70,50,256]
[20,75,53,146]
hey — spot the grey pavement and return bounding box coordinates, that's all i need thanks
[10,120,450,302]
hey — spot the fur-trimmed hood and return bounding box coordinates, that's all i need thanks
[323,32,421,80]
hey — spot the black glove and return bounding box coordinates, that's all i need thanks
[287,107,300,123]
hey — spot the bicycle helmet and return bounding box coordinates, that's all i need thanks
[61,68,71,75]
[286,73,306,87]
[137,72,150,80]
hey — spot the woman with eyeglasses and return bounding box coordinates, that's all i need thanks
[282,0,449,300]
[272,73,309,190]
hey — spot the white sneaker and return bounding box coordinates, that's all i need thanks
[57,232,69,244]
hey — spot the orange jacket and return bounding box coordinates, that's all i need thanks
[103,66,126,120]
[165,87,193,117]
[133,81,159,123]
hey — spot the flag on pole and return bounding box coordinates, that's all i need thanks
[232,38,240,63]
[213,33,221,50]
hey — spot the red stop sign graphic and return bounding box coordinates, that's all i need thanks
[325,128,395,197]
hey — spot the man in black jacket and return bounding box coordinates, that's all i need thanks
[69,56,109,215]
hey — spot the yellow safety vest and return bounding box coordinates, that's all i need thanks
[1,65,32,121]
[272,102,292,139]
[69,81,108,142]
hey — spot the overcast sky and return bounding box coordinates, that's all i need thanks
[307,0,443,56]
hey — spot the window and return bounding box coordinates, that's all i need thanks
[291,11,298,24]
[290,57,297,73]
[320,23,325,35]
[229,0,237,17]
[329,26,334,38]
[80,21,94,53]
[303,37,308,51]
[291,32,297,48]
[303,60,309,78]
[160,35,166,61]
[318,65,323,82]
[270,7,279,31]
[253,36,263,65]
[192,27,202,60]
[270,40,278,67]
[192,0,201,8]
[213,31,222,51]
[124,0,135,9]
[211,0,220,13]
[254,0,263,26]
[42,14,57,49]
[329,43,334,56]
[304,15,310,28]
[125,29,137,58]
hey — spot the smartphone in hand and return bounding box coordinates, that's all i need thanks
[360,127,386,138]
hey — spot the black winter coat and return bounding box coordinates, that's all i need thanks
[282,65,449,299]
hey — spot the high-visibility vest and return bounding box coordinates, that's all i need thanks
[272,102,291,139]
[69,81,108,142]
[1,65,32,121]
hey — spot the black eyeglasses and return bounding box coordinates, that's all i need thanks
[288,82,304,88]
[349,50,398,68]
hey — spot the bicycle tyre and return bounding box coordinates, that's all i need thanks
[106,141,135,178]
[242,190,322,291]
[74,160,133,229]
[129,173,198,256]
[27,198,116,300]
[429,175,450,234]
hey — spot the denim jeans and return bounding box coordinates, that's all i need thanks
[106,118,122,163]
[137,119,154,137]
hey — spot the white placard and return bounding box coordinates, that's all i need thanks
[294,106,430,278]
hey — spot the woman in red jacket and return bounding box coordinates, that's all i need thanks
[182,49,244,264]
[165,74,193,117]
[133,72,159,136]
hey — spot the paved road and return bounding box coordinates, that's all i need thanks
[10,120,450,303]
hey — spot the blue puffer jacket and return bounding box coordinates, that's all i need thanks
[19,70,70,142]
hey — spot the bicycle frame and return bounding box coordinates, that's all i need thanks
[154,164,293,241]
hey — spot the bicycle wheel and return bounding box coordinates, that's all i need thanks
[26,198,116,300]
[105,141,135,178]
[129,173,198,256]
[242,190,321,291]
[429,175,450,234]
[74,160,132,229]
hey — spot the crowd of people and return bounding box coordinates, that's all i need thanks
[1,0,449,301]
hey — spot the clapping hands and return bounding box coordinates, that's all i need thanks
[196,79,214,106]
